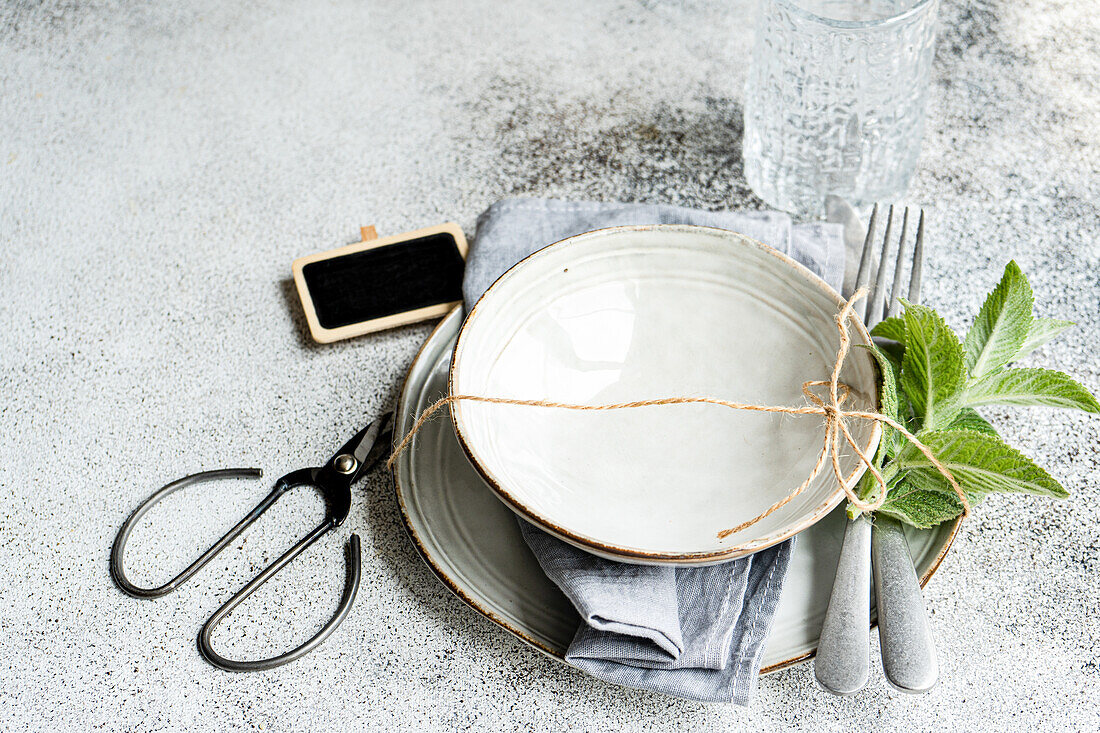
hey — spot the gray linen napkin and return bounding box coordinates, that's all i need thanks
[464,198,845,704]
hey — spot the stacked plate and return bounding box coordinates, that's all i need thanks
[392,226,959,672]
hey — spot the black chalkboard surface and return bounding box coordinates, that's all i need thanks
[292,223,468,343]
[302,232,465,329]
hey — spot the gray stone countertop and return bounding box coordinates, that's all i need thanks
[2,0,1097,730]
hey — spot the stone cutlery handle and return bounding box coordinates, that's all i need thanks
[815,514,872,695]
[872,515,939,693]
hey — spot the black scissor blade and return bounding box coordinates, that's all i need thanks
[321,412,393,480]
[350,412,394,477]
[312,413,394,525]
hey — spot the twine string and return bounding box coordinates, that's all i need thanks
[386,290,971,540]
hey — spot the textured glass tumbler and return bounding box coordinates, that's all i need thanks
[743,0,938,216]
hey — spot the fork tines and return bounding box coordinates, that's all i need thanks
[853,204,926,328]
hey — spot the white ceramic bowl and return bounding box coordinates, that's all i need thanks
[449,225,880,565]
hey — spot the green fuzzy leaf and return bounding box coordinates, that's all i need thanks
[899,300,966,429]
[960,367,1100,413]
[895,429,1069,500]
[877,480,967,529]
[947,408,998,435]
[850,459,888,514]
[877,340,905,372]
[860,344,899,418]
[859,342,901,456]
[870,261,1091,529]
[1016,317,1074,360]
[870,318,907,373]
[963,261,1034,378]
[871,316,907,344]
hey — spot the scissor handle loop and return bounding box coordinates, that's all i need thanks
[110,468,266,598]
[198,531,361,672]
[111,467,363,671]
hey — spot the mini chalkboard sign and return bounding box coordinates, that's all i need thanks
[292,222,468,343]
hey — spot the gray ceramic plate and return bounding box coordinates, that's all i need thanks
[392,306,960,674]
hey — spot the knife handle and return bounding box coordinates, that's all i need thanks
[872,515,938,693]
[815,513,872,695]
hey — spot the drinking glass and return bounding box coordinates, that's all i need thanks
[743,0,939,216]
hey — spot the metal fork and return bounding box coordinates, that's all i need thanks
[814,204,938,695]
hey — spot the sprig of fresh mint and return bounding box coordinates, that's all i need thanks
[848,261,1099,529]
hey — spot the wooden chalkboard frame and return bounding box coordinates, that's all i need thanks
[292,222,468,344]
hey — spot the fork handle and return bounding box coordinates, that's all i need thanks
[872,516,938,693]
[815,514,872,695]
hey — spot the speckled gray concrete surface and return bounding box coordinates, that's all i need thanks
[2,0,1098,730]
